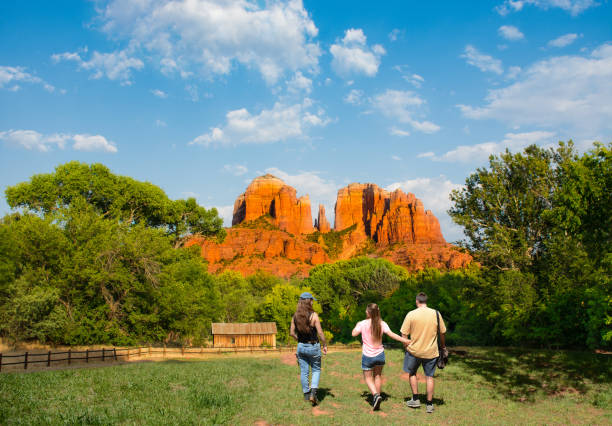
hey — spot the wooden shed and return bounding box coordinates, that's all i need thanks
[211,322,277,348]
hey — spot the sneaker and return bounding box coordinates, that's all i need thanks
[309,388,318,406]
[372,394,382,411]
[406,398,421,408]
[426,403,434,414]
[303,391,310,402]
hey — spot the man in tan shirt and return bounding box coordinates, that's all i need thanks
[400,292,447,413]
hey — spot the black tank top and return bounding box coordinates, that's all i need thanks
[294,313,318,343]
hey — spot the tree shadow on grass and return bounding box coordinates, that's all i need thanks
[402,396,445,405]
[317,388,335,402]
[449,347,611,403]
[360,391,395,405]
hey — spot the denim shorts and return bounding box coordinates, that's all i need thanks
[403,351,437,377]
[362,351,386,370]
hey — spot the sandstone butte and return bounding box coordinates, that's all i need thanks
[186,174,472,278]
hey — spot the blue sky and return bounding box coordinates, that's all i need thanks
[1,0,611,241]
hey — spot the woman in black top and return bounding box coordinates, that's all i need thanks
[289,292,327,405]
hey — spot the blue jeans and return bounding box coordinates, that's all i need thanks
[296,342,321,393]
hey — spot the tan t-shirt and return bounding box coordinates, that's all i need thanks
[400,306,446,359]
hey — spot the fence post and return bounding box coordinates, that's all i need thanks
[113,348,117,361]
[24,351,28,370]
[47,350,51,367]
[68,349,71,365]
[148,345,151,357]
[127,348,130,360]
[0,353,2,372]
[86,349,89,363]
[102,348,105,362]
[163,344,166,358]
[181,346,184,357]
[138,347,141,358]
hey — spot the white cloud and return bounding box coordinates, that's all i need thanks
[506,65,522,79]
[393,65,425,87]
[189,99,329,146]
[496,0,598,16]
[264,167,338,212]
[286,71,312,94]
[0,130,117,153]
[386,176,464,242]
[151,89,168,98]
[213,205,234,227]
[418,131,555,163]
[72,134,118,153]
[498,25,524,41]
[0,66,59,92]
[223,164,248,176]
[372,89,440,133]
[390,127,410,137]
[388,29,402,42]
[52,49,143,85]
[330,28,385,77]
[98,0,320,84]
[462,45,503,74]
[548,33,580,48]
[458,43,612,135]
[344,89,364,105]
[391,155,402,161]
[155,119,167,127]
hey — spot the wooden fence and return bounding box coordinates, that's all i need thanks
[0,344,362,372]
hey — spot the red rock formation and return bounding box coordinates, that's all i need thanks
[232,174,314,235]
[334,183,445,246]
[185,224,328,279]
[314,204,331,233]
[186,176,471,278]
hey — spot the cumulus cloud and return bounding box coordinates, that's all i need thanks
[213,205,234,227]
[189,99,329,146]
[548,33,580,48]
[223,164,248,176]
[393,65,425,88]
[498,25,525,41]
[0,129,117,153]
[388,28,404,42]
[151,89,168,98]
[330,28,385,77]
[458,43,612,135]
[52,49,143,85]
[344,89,364,105]
[0,66,60,92]
[372,89,440,134]
[98,0,321,84]
[496,0,598,16]
[385,176,464,241]
[390,127,411,137]
[418,131,555,163]
[462,45,503,74]
[286,71,312,94]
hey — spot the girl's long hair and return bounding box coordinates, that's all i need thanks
[367,303,382,340]
[294,298,314,334]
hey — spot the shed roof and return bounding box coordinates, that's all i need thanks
[211,322,277,335]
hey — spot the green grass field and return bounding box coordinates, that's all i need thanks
[1,347,610,425]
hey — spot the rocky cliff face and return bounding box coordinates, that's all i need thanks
[187,175,471,278]
[334,183,445,245]
[314,204,331,233]
[232,174,314,235]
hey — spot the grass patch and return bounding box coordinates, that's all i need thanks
[307,224,357,258]
[0,347,610,425]
[235,215,280,231]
